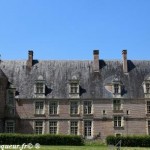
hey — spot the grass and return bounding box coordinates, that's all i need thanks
[30,146,150,150]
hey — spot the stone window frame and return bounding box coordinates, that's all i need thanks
[49,121,58,134]
[49,101,59,115]
[34,120,44,134]
[70,101,79,115]
[5,120,15,133]
[147,101,150,114]
[113,116,124,128]
[83,100,93,115]
[84,120,93,139]
[34,75,45,98]
[68,76,80,98]
[148,120,150,135]
[70,120,79,135]
[34,100,45,115]
[113,99,123,111]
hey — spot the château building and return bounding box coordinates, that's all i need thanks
[0,50,150,140]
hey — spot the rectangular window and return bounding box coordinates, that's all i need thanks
[70,83,78,94]
[70,101,78,115]
[146,83,150,93]
[114,116,122,127]
[35,101,44,114]
[114,84,119,94]
[148,121,150,135]
[49,121,57,134]
[5,121,15,133]
[113,100,121,111]
[147,101,150,114]
[35,121,43,134]
[49,101,58,115]
[7,90,14,105]
[84,101,92,114]
[70,121,78,135]
[84,121,92,137]
[36,83,44,93]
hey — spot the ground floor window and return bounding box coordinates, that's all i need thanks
[70,121,78,135]
[5,121,15,133]
[35,121,43,134]
[84,120,92,137]
[49,121,57,134]
[114,116,123,127]
[148,120,150,135]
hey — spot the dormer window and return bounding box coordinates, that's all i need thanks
[112,76,122,96]
[143,77,150,98]
[114,84,119,94]
[146,83,150,93]
[69,76,80,98]
[70,83,78,94]
[34,75,45,98]
[36,83,44,94]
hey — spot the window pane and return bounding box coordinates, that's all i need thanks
[35,121,43,134]
[6,122,15,133]
[84,121,92,137]
[49,102,58,115]
[70,101,78,114]
[147,101,150,113]
[49,121,57,134]
[70,121,78,135]
[84,101,92,114]
[35,102,44,114]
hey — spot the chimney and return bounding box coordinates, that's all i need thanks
[27,50,33,69]
[93,50,99,72]
[122,50,128,73]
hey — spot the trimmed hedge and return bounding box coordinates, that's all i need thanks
[106,135,150,147]
[0,134,84,146]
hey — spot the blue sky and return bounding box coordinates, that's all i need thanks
[0,0,150,60]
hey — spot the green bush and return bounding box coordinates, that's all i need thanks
[106,135,150,147]
[0,134,84,146]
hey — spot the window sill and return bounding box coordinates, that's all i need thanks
[70,114,80,117]
[113,110,124,113]
[114,127,124,130]
[49,114,59,116]
[34,114,46,117]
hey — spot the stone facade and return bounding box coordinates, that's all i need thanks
[0,50,150,140]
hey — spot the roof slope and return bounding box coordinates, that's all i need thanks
[1,60,150,99]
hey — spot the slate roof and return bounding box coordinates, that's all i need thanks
[0,59,150,99]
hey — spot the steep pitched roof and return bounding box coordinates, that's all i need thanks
[1,59,150,99]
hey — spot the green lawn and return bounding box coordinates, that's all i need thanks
[30,146,150,150]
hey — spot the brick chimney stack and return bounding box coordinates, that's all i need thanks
[93,50,99,72]
[27,50,33,69]
[122,50,128,73]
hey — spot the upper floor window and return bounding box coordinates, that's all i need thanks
[146,83,150,93]
[49,101,58,115]
[34,75,45,98]
[148,121,150,135]
[35,121,43,134]
[7,90,14,105]
[84,101,92,114]
[5,121,15,133]
[147,101,150,114]
[35,101,44,115]
[70,101,79,115]
[113,100,121,111]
